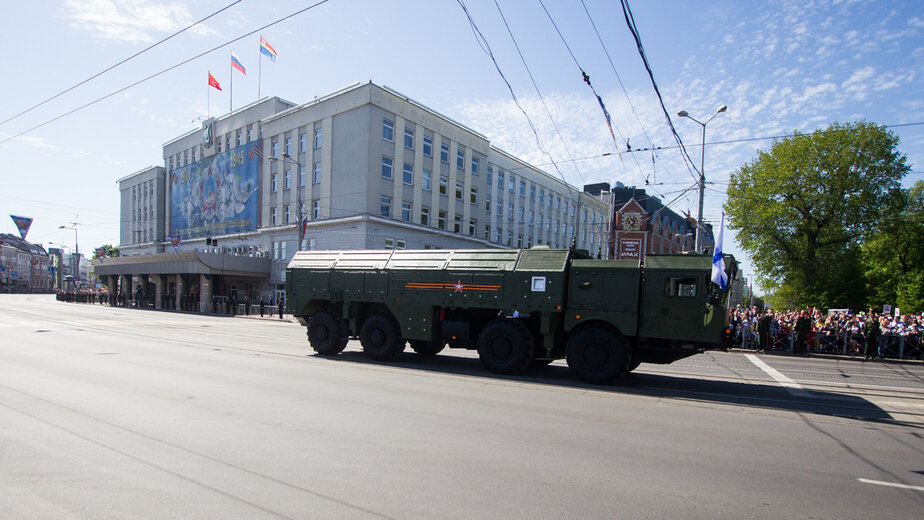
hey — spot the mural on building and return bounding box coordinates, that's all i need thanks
[170,142,261,238]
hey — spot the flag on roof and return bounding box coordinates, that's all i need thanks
[9,215,33,240]
[208,72,222,91]
[711,212,728,290]
[260,36,277,62]
[231,52,246,75]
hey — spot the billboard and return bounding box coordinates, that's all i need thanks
[170,142,261,239]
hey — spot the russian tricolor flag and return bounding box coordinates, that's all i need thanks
[231,52,246,75]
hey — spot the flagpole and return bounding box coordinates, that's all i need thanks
[207,70,210,118]
[258,49,262,100]
[229,56,233,114]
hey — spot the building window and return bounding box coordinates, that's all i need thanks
[519,181,526,196]
[440,143,449,163]
[383,119,394,141]
[216,139,222,153]
[456,149,464,170]
[403,163,413,185]
[420,207,430,226]
[285,205,291,224]
[271,207,277,226]
[508,202,514,219]
[530,185,535,201]
[539,189,545,204]
[285,138,292,156]
[384,238,395,250]
[312,199,320,219]
[517,235,523,248]
[423,136,433,157]
[518,207,525,223]
[455,180,464,201]
[485,194,491,212]
[439,175,448,196]
[249,126,255,142]
[314,127,322,148]
[470,186,478,204]
[404,128,414,149]
[484,224,491,241]
[271,173,278,192]
[381,156,393,179]
[496,199,503,216]
[401,201,411,222]
[529,210,534,224]
[396,239,407,250]
[314,163,321,184]
[438,211,446,230]
[237,131,242,146]
[272,141,279,158]
[308,237,316,250]
[509,178,515,193]
[299,166,306,186]
[539,213,544,229]
[453,215,462,233]
[469,219,476,235]
[380,195,392,218]
[497,171,504,189]
[284,170,291,190]
[422,170,432,191]
[471,156,479,174]
[506,232,512,247]
[299,133,307,152]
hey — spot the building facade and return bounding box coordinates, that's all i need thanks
[101,82,609,308]
[0,233,51,293]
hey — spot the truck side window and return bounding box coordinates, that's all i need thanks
[666,277,697,297]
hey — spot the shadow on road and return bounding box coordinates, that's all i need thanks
[321,350,907,425]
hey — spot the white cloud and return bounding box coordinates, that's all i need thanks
[62,0,216,43]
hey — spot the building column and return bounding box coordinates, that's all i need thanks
[154,275,164,309]
[199,273,212,313]
[175,274,185,310]
[108,276,117,305]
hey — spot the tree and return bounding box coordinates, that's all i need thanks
[862,181,924,313]
[726,121,909,309]
[94,244,120,258]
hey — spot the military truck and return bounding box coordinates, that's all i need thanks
[286,247,736,384]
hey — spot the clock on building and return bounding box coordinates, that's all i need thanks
[622,213,641,231]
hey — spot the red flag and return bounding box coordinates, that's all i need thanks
[208,72,222,91]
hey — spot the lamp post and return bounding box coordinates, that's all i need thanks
[58,222,79,283]
[677,105,727,253]
[270,153,305,249]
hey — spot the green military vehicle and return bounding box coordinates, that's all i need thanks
[286,247,736,384]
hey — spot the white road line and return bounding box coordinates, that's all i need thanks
[745,354,811,397]
[858,478,924,492]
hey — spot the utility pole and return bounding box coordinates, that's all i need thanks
[677,105,727,253]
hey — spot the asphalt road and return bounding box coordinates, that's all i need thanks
[1,294,922,519]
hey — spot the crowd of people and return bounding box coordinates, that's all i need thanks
[728,306,924,359]
[56,287,285,318]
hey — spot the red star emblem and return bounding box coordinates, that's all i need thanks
[454,280,464,292]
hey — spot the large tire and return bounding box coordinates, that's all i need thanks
[566,325,631,384]
[409,340,445,357]
[477,320,534,375]
[360,313,405,361]
[308,309,349,356]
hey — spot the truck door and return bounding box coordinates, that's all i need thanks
[640,270,705,341]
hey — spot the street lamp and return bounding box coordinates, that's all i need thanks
[59,222,79,283]
[270,152,305,248]
[677,105,727,253]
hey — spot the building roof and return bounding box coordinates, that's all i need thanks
[0,233,48,256]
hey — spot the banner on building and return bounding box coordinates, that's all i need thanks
[10,215,33,240]
[169,142,261,239]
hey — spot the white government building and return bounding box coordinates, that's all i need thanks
[96,82,610,310]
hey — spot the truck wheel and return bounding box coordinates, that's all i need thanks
[410,340,445,356]
[566,326,631,384]
[308,310,348,356]
[360,313,405,361]
[477,320,534,375]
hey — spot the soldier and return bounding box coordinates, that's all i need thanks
[757,311,772,352]
[794,310,811,355]
[278,294,285,320]
[260,296,266,317]
[864,311,880,360]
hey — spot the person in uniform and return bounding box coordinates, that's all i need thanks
[794,310,811,355]
[864,311,881,360]
[278,294,285,320]
[757,311,772,352]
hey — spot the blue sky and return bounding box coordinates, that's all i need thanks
[1,0,922,291]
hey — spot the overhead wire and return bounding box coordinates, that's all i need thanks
[0,0,244,129]
[0,0,333,147]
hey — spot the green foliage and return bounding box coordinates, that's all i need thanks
[726,121,910,309]
[862,181,924,313]
[94,244,120,258]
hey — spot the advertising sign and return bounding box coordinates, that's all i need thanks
[618,238,642,260]
[170,142,262,239]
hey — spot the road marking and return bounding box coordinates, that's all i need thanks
[858,478,924,492]
[745,354,811,397]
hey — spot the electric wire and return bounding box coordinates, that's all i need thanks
[0,0,333,147]
[0,0,244,128]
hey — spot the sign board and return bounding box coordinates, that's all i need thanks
[883,304,892,315]
[618,238,642,260]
